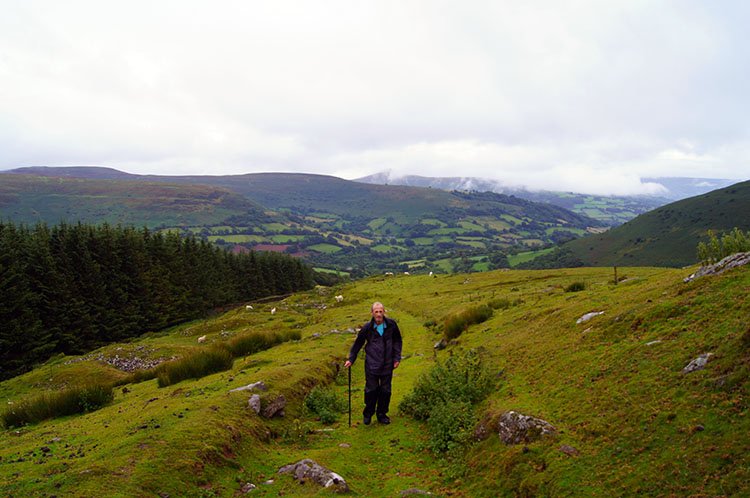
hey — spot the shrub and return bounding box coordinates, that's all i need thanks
[305,385,347,424]
[1,382,114,428]
[443,305,493,340]
[399,350,493,453]
[697,227,750,265]
[487,297,512,310]
[565,281,586,292]
[156,346,234,387]
[426,400,474,453]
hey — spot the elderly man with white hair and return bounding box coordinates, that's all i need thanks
[344,301,403,425]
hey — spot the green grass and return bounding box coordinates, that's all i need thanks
[207,234,268,243]
[307,243,342,253]
[507,247,555,266]
[2,266,748,497]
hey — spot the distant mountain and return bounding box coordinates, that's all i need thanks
[355,173,665,226]
[562,179,750,267]
[356,172,736,225]
[642,176,737,200]
[2,166,604,274]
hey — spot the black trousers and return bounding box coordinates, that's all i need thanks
[363,371,392,417]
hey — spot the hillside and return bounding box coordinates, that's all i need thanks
[1,264,748,497]
[3,167,603,274]
[357,172,670,226]
[564,179,750,267]
[0,173,273,228]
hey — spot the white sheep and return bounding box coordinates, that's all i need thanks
[403,271,410,275]
[385,271,394,276]
[429,271,433,276]
[197,335,206,343]
[335,295,344,302]
[271,307,276,315]
[246,305,253,310]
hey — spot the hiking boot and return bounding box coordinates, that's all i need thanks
[363,415,372,425]
[377,414,391,425]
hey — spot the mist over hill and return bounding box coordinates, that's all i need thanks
[356,172,735,225]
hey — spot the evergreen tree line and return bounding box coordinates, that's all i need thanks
[0,221,315,380]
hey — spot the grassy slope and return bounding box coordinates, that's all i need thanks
[1,266,748,497]
[0,174,271,228]
[565,179,750,267]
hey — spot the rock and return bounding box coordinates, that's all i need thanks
[121,387,131,394]
[497,411,557,445]
[278,459,348,493]
[239,482,256,493]
[576,311,604,324]
[646,340,662,346]
[433,339,447,350]
[262,480,274,485]
[248,395,261,414]
[559,445,580,457]
[400,489,433,495]
[346,328,357,334]
[338,443,350,448]
[684,251,750,282]
[682,353,714,374]
[229,381,267,393]
[262,394,287,418]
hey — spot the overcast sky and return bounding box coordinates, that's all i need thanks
[1,1,749,195]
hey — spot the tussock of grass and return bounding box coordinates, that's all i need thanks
[1,382,114,428]
[223,329,301,357]
[443,304,493,339]
[156,346,234,387]
[564,281,586,292]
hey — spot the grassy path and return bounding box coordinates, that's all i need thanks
[230,292,456,496]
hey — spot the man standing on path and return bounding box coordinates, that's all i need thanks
[344,302,402,425]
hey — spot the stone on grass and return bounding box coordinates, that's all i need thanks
[278,459,348,493]
[262,394,287,418]
[576,311,604,324]
[400,489,433,495]
[497,411,557,445]
[248,395,261,415]
[682,353,714,374]
[239,482,256,493]
[229,381,267,393]
[684,251,750,282]
[559,445,581,457]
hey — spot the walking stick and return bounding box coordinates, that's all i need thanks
[348,365,352,427]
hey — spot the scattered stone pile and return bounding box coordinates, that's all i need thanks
[64,346,166,372]
[278,459,349,493]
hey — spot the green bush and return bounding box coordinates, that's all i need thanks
[565,281,586,292]
[444,304,493,340]
[156,346,234,387]
[1,382,114,428]
[304,385,347,424]
[399,350,493,453]
[426,400,474,453]
[697,227,750,265]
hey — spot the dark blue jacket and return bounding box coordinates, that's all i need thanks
[348,317,403,375]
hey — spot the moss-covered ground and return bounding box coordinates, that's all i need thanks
[1,265,748,497]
